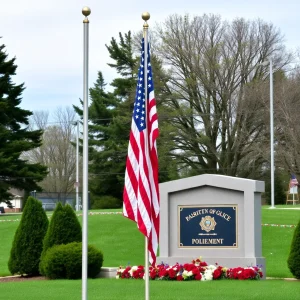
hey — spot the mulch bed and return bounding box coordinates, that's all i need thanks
[0,276,47,283]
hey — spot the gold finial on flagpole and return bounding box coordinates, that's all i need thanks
[82,6,91,23]
[142,12,150,28]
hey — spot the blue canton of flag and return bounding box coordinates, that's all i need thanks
[133,39,154,132]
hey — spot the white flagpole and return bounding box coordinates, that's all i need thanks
[82,6,90,300]
[142,11,150,300]
[269,59,275,209]
[76,120,80,211]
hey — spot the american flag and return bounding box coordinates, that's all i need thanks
[290,174,298,188]
[123,38,159,265]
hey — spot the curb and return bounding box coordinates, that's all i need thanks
[266,277,299,281]
[1,273,299,281]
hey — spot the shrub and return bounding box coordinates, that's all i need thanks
[287,218,300,279]
[42,242,103,279]
[8,196,48,275]
[40,203,82,274]
[92,195,121,209]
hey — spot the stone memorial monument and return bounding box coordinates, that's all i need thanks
[157,174,265,276]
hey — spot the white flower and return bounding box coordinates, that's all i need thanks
[201,269,214,281]
[207,265,217,271]
[182,270,189,279]
[129,266,138,276]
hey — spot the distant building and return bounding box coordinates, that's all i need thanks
[1,188,24,213]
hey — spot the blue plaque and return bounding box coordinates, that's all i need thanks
[178,205,238,248]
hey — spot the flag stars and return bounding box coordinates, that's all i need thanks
[133,39,154,131]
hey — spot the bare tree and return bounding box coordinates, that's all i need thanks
[23,107,79,203]
[154,14,292,178]
[274,68,300,178]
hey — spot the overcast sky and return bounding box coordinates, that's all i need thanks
[1,0,299,114]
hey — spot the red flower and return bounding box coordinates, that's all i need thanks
[192,267,199,275]
[192,258,201,264]
[168,268,177,279]
[243,268,255,279]
[176,274,183,281]
[158,268,168,278]
[150,268,157,279]
[116,259,263,281]
[213,268,222,279]
[183,263,194,271]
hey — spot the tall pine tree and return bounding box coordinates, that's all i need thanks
[74,32,137,204]
[0,41,47,207]
[74,31,179,205]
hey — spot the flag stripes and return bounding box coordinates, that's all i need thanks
[123,38,159,265]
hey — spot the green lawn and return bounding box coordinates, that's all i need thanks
[0,278,299,300]
[262,206,300,224]
[0,207,299,299]
[0,207,299,279]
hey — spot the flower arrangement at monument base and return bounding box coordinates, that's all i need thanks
[116,258,263,281]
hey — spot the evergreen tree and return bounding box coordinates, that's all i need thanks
[287,218,300,279]
[8,196,48,275]
[40,202,82,274]
[74,31,179,205]
[74,71,126,203]
[74,32,137,203]
[0,41,47,207]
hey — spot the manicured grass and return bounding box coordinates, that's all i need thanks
[0,208,299,278]
[262,206,300,225]
[262,226,295,278]
[0,214,144,276]
[0,278,299,300]
[86,214,144,267]
[0,220,19,276]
